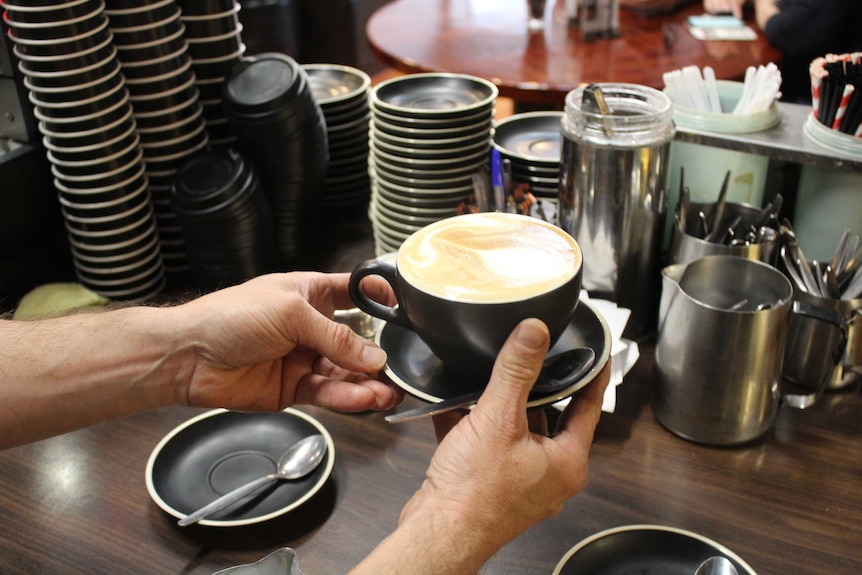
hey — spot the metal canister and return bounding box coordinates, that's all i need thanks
[558,83,674,339]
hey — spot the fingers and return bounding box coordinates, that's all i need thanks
[475,319,550,426]
[324,273,397,311]
[294,373,404,411]
[554,358,612,451]
[290,304,389,374]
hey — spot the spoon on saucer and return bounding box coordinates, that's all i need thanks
[694,556,739,575]
[177,434,327,527]
[385,347,596,423]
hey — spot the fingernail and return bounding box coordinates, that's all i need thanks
[362,344,388,369]
[516,319,548,350]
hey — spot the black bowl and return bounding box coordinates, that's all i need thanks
[7,16,110,57]
[2,7,107,42]
[12,32,114,73]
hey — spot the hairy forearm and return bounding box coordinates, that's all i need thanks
[0,307,189,449]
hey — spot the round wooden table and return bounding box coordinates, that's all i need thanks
[367,0,782,106]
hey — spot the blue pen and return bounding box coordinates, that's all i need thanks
[491,148,504,212]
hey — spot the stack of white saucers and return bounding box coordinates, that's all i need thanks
[304,63,371,210]
[105,0,210,274]
[368,73,498,256]
[3,0,166,302]
[177,0,245,147]
[491,111,563,224]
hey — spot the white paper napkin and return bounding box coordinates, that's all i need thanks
[554,292,640,413]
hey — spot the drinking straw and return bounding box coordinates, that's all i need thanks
[832,83,855,130]
[703,66,722,113]
[810,57,826,120]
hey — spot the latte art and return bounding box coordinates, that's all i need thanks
[398,213,581,303]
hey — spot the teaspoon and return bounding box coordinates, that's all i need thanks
[385,347,596,423]
[177,434,327,526]
[694,556,739,575]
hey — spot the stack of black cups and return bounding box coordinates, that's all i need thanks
[176,0,244,148]
[222,53,328,268]
[170,148,277,293]
[3,0,166,302]
[105,0,209,275]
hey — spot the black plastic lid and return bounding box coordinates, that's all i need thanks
[222,52,301,117]
[171,148,253,214]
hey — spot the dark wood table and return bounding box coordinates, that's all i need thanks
[1,214,860,575]
[366,0,783,106]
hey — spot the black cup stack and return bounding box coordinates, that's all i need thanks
[3,0,166,302]
[170,148,277,293]
[303,63,371,211]
[491,111,564,224]
[177,0,245,148]
[367,73,497,256]
[104,0,210,276]
[222,53,328,269]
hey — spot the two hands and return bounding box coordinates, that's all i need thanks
[178,272,609,574]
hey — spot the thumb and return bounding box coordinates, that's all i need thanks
[475,318,550,422]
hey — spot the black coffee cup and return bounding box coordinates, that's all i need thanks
[349,212,583,378]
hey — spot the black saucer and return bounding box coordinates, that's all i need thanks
[145,408,334,527]
[553,525,756,575]
[375,299,611,407]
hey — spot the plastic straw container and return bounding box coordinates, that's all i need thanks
[664,80,779,247]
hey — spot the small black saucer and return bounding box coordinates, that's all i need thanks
[375,299,611,408]
[146,408,334,527]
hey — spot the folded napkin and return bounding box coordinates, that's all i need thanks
[554,292,640,413]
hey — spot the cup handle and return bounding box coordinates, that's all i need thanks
[348,259,411,329]
[782,300,848,409]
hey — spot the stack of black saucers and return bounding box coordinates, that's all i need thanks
[368,73,497,256]
[222,53,328,269]
[171,148,277,293]
[303,63,371,210]
[492,111,563,224]
[4,0,166,302]
[177,0,244,148]
[105,0,209,275]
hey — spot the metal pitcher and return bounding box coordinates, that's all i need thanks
[653,256,844,446]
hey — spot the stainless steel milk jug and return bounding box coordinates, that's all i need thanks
[558,83,674,339]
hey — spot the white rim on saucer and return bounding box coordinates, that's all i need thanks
[552,525,758,575]
[144,407,336,528]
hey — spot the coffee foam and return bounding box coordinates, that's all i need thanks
[398,213,580,303]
